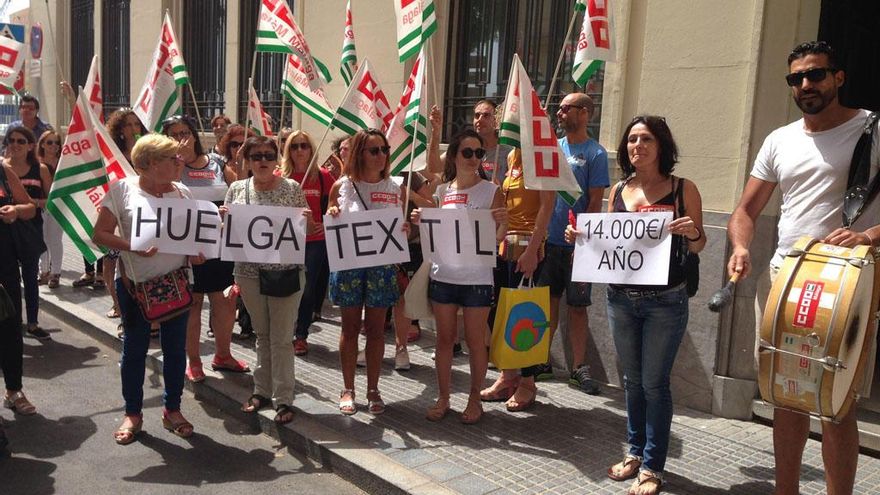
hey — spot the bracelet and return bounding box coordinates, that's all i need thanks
[685,228,702,242]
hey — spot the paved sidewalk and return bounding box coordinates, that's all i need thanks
[31,242,880,494]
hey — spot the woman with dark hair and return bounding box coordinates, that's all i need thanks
[4,126,52,340]
[162,115,248,383]
[412,130,506,424]
[567,116,706,495]
[36,130,63,289]
[326,128,407,416]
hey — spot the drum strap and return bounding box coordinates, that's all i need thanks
[843,112,879,228]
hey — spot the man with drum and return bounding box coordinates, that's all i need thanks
[727,41,880,495]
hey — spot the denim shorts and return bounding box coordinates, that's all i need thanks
[536,244,592,306]
[429,279,493,307]
[329,265,399,308]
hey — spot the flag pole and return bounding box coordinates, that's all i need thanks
[43,0,67,81]
[302,72,359,181]
[543,8,580,109]
[186,83,208,136]
[426,41,440,115]
[277,97,287,150]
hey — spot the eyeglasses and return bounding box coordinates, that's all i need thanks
[7,138,28,145]
[365,146,390,156]
[558,104,586,114]
[289,142,311,151]
[785,67,836,87]
[248,153,278,162]
[460,147,486,160]
[45,140,60,146]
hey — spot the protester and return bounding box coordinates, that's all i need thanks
[218,124,251,182]
[280,130,334,356]
[322,136,349,179]
[4,127,52,340]
[0,155,38,417]
[36,130,63,289]
[92,133,200,444]
[480,149,555,410]
[226,136,310,425]
[413,130,506,424]
[6,95,52,145]
[567,115,705,495]
[210,114,232,156]
[162,115,247,383]
[327,129,406,415]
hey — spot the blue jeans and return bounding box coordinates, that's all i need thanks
[295,240,329,339]
[117,279,189,415]
[606,284,688,474]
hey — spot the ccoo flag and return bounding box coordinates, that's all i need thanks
[132,13,190,131]
[256,0,332,91]
[330,59,393,135]
[572,0,615,86]
[283,55,335,127]
[46,91,137,263]
[500,54,581,205]
[339,0,358,86]
[387,48,428,174]
[393,0,437,63]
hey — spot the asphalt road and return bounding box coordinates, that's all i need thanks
[0,311,364,495]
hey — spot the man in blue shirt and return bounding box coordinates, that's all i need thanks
[7,94,52,141]
[536,92,609,394]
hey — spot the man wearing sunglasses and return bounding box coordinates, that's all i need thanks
[5,95,51,150]
[535,92,609,395]
[728,41,880,495]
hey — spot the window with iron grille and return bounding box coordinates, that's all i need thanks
[70,0,94,100]
[238,0,289,130]
[182,0,227,130]
[101,0,131,114]
[446,0,604,139]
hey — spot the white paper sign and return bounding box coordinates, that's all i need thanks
[418,208,497,268]
[323,209,410,271]
[572,212,673,284]
[130,197,222,258]
[221,204,307,264]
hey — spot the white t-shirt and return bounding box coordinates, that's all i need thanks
[101,177,192,282]
[336,176,401,212]
[751,109,880,267]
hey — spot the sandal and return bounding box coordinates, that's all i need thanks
[506,381,537,412]
[460,394,483,425]
[211,355,250,373]
[162,409,194,438]
[425,397,450,422]
[48,274,60,289]
[93,279,106,290]
[274,404,294,424]
[114,414,143,445]
[480,375,520,402]
[339,389,356,415]
[367,389,385,415]
[72,272,94,288]
[38,271,50,285]
[628,469,663,495]
[608,454,642,481]
[406,324,421,342]
[241,394,271,413]
[106,307,120,318]
[185,363,206,383]
[3,391,36,415]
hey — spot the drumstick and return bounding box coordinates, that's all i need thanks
[708,272,741,312]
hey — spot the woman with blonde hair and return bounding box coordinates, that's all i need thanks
[36,130,63,289]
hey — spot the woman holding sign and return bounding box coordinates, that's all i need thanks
[567,116,705,495]
[162,116,248,383]
[93,134,201,444]
[326,129,407,416]
[413,130,507,424]
[224,135,310,425]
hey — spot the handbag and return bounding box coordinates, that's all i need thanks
[0,167,46,261]
[843,112,879,228]
[126,265,194,324]
[674,177,699,297]
[489,279,551,369]
[403,261,432,319]
[259,267,301,297]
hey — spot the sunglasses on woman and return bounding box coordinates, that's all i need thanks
[366,146,391,156]
[7,138,28,145]
[248,153,278,162]
[460,147,486,160]
[45,140,60,146]
[289,142,311,151]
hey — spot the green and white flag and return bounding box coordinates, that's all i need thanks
[46,92,137,263]
[393,0,437,62]
[572,0,614,86]
[132,13,189,131]
[256,0,332,91]
[283,55,335,127]
[574,0,588,12]
[340,0,358,86]
[330,59,393,135]
[387,48,427,175]
[247,82,275,137]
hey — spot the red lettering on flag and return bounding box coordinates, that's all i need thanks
[0,44,18,69]
[588,0,608,17]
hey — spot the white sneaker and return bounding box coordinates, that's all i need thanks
[395,346,410,371]
[356,349,366,367]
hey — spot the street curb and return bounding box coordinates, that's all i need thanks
[40,292,457,495]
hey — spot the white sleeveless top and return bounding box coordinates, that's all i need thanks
[337,176,401,212]
[431,179,498,285]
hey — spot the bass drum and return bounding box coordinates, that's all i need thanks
[758,236,880,421]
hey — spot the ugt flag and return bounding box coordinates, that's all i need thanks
[46,92,137,263]
[133,12,190,131]
[572,0,615,86]
[387,48,428,175]
[256,0,332,91]
[339,0,358,86]
[0,35,25,92]
[500,54,581,205]
[393,0,437,62]
[82,55,104,123]
[247,81,275,137]
[330,59,393,135]
[283,55,335,128]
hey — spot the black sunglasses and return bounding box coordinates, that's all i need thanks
[366,145,390,156]
[289,142,311,151]
[785,67,836,87]
[460,147,486,160]
[559,104,586,114]
[44,140,60,145]
[248,153,278,162]
[7,137,28,145]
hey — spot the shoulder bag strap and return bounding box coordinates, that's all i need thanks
[246,177,251,205]
[350,177,369,210]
